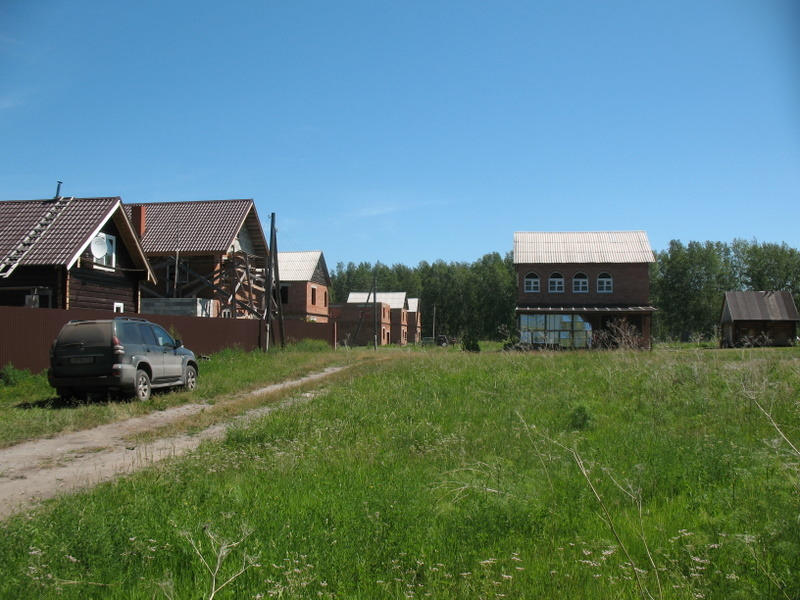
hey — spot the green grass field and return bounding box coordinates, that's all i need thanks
[0,346,798,598]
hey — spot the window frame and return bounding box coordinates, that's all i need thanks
[548,272,564,293]
[523,272,540,293]
[597,272,614,293]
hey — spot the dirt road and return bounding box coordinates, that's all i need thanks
[0,366,345,520]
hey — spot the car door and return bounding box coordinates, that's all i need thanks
[151,324,184,379]
[138,323,165,381]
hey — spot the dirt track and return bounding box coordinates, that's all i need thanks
[0,367,345,520]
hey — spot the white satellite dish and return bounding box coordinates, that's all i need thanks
[90,236,108,259]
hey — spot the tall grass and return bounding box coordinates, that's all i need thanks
[0,348,798,598]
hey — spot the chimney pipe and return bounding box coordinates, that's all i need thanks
[55,181,62,199]
[131,205,146,238]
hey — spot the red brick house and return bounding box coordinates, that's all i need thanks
[0,196,155,312]
[347,292,409,345]
[513,231,656,348]
[330,300,393,346]
[125,200,269,319]
[277,251,331,322]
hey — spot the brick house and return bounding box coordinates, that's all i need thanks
[0,196,155,312]
[513,231,656,348]
[347,292,409,345]
[125,200,269,318]
[407,297,422,344]
[720,290,799,347]
[277,251,331,322]
[330,300,393,346]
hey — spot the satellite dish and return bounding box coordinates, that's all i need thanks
[90,236,108,259]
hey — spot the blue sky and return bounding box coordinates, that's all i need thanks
[2,1,799,267]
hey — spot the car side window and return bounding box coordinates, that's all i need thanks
[120,322,144,344]
[152,325,175,347]
[139,324,158,346]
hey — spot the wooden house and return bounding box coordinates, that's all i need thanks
[347,292,409,345]
[277,251,331,323]
[720,290,799,347]
[125,200,269,319]
[0,196,155,312]
[513,231,656,349]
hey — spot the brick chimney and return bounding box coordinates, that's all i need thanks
[131,205,146,238]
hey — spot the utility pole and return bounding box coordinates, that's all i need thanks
[372,273,378,350]
[264,212,275,351]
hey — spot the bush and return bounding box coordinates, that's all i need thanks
[0,363,30,386]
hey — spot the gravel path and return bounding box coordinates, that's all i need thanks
[0,366,345,519]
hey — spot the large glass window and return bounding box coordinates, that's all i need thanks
[548,272,564,293]
[598,272,613,293]
[524,272,540,292]
[573,272,588,293]
[519,313,592,348]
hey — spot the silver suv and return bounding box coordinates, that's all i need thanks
[48,317,198,401]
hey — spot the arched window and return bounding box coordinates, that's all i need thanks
[548,272,564,293]
[524,272,540,293]
[597,272,613,293]
[573,272,588,293]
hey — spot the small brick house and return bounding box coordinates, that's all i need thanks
[277,251,331,323]
[513,231,656,348]
[125,200,269,319]
[347,292,409,345]
[330,300,393,346]
[407,298,422,344]
[0,196,155,313]
[720,290,799,347]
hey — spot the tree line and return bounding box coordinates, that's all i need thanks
[330,239,800,343]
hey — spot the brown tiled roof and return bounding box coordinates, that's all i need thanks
[722,291,800,322]
[0,197,155,282]
[125,199,269,256]
[0,197,117,266]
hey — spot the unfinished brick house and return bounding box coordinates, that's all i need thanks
[330,298,393,346]
[346,292,409,345]
[125,200,269,318]
[277,251,331,322]
[513,231,656,349]
[0,196,155,312]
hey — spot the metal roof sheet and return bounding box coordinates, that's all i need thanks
[348,291,408,309]
[278,251,326,282]
[407,298,420,313]
[513,231,655,264]
[722,291,800,322]
[124,199,268,256]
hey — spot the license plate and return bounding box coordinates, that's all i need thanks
[70,356,94,364]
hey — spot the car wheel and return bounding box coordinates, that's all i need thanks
[134,370,151,402]
[184,365,197,391]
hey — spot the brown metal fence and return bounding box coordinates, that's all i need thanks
[0,306,336,374]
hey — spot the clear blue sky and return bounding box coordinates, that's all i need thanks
[2,1,799,267]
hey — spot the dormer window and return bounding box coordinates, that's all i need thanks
[573,272,588,293]
[549,272,564,293]
[524,272,540,293]
[598,272,613,293]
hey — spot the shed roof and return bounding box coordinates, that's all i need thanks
[278,251,330,285]
[721,291,800,323]
[348,291,408,310]
[0,197,154,282]
[513,231,655,264]
[124,199,268,257]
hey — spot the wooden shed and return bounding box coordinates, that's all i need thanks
[720,291,799,347]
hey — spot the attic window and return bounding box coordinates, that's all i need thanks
[93,233,117,270]
[573,272,588,293]
[598,272,613,293]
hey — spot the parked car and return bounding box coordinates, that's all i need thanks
[48,317,198,401]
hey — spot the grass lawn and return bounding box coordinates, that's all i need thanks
[0,346,798,598]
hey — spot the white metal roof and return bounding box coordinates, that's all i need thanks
[278,251,325,282]
[408,298,419,313]
[513,231,654,264]
[348,291,408,309]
